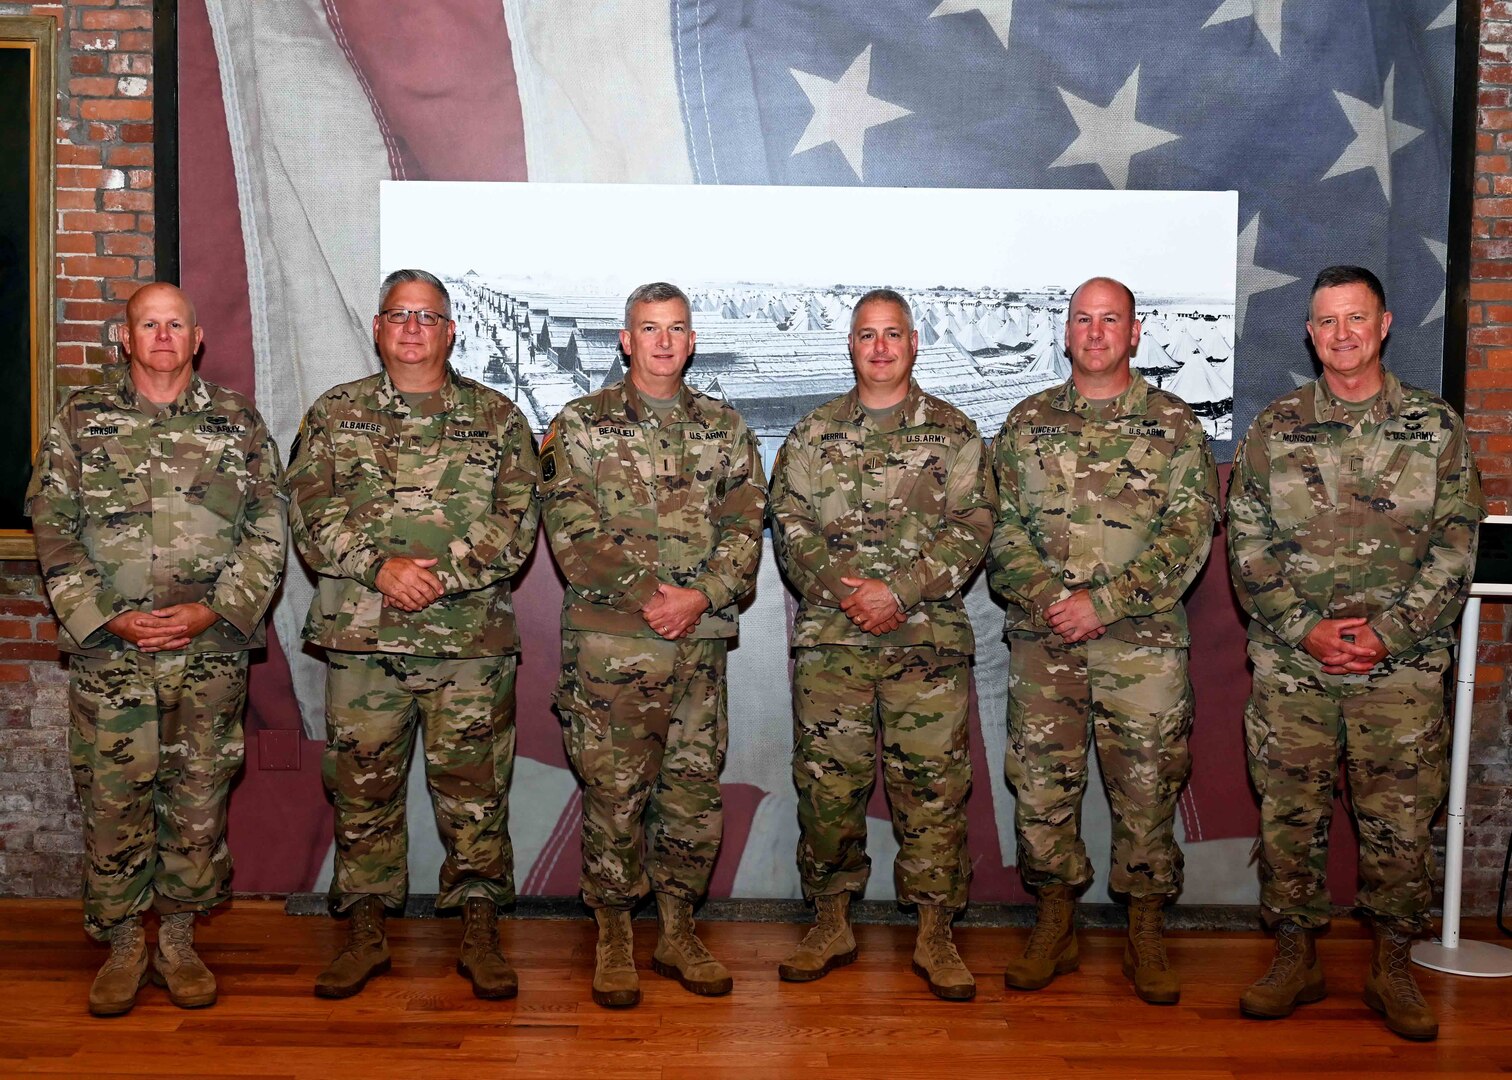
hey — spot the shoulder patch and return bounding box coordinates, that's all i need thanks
[539,446,560,484]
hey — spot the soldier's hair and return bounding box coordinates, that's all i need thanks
[1309,265,1386,311]
[379,268,452,318]
[850,288,914,333]
[623,282,692,329]
[1067,277,1137,318]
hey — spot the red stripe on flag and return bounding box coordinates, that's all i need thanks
[321,0,528,182]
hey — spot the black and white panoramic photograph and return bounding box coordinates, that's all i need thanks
[380,182,1239,452]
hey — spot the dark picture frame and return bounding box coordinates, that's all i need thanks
[0,16,56,559]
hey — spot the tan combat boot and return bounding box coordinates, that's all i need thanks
[912,904,975,1001]
[1003,883,1078,990]
[777,892,858,982]
[458,897,518,1000]
[592,906,640,1008]
[151,911,218,1008]
[1239,921,1325,1019]
[1122,896,1180,1004]
[652,893,733,996]
[314,896,391,999]
[88,916,149,1017]
[1364,925,1438,1041]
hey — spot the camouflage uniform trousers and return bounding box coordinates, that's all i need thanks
[1006,635,1193,898]
[67,650,249,941]
[1244,640,1450,935]
[791,645,972,911]
[323,650,517,912]
[555,630,728,909]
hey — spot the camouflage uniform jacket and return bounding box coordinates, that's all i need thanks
[769,379,994,655]
[1227,371,1484,658]
[286,365,539,657]
[990,372,1218,648]
[25,368,287,658]
[537,377,765,638]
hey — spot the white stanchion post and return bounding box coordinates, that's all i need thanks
[1412,594,1512,976]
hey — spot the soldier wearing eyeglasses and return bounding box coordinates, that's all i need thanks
[286,268,539,1000]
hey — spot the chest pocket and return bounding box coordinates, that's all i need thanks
[593,429,652,518]
[332,425,390,505]
[80,441,150,517]
[1374,441,1439,531]
[815,435,863,522]
[183,436,248,524]
[1265,437,1332,532]
[1022,430,1074,512]
[432,432,501,509]
[887,438,952,518]
[1104,436,1174,514]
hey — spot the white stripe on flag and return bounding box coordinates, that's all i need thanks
[501,0,694,182]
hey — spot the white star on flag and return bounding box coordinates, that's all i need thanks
[928,0,1014,51]
[1236,211,1298,341]
[1420,237,1448,326]
[1204,0,1288,58]
[1049,66,1180,189]
[789,45,913,181]
[1427,4,1454,30]
[1321,67,1424,202]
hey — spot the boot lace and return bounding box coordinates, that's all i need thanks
[159,913,197,962]
[463,899,500,954]
[100,921,144,975]
[797,897,846,951]
[1255,924,1307,988]
[601,913,634,969]
[1129,903,1170,970]
[668,904,717,965]
[922,916,965,969]
[1024,893,1072,959]
[1380,933,1428,1007]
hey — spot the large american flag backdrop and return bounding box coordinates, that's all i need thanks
[175,0,1459,904]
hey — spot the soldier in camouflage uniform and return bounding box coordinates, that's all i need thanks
[769,289,993,1001]
[1227,266,1484,1041]
[538,282,765,1008]
[286,269,538,1001]
[990,277,1218,1005]
[26,282,287,1016]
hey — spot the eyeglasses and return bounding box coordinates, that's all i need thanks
[380,308,447,326]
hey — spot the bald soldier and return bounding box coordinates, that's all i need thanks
[27,283,288,1016]
[989,277,1217,1005]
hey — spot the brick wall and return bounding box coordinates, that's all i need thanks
[1466,0,1512,917]
[0,0,154,896]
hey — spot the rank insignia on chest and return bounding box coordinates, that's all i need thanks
[338,420,383,434]
[540,448,559,483]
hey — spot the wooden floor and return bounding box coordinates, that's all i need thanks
[1,900,1509,1079]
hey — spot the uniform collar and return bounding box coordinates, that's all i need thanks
[1311,369,1402,426]
[834,378,929,430]
[116,367,216,418]
[375,363,464,419]
[1050,371,1149,418]
[613,377,703,427]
